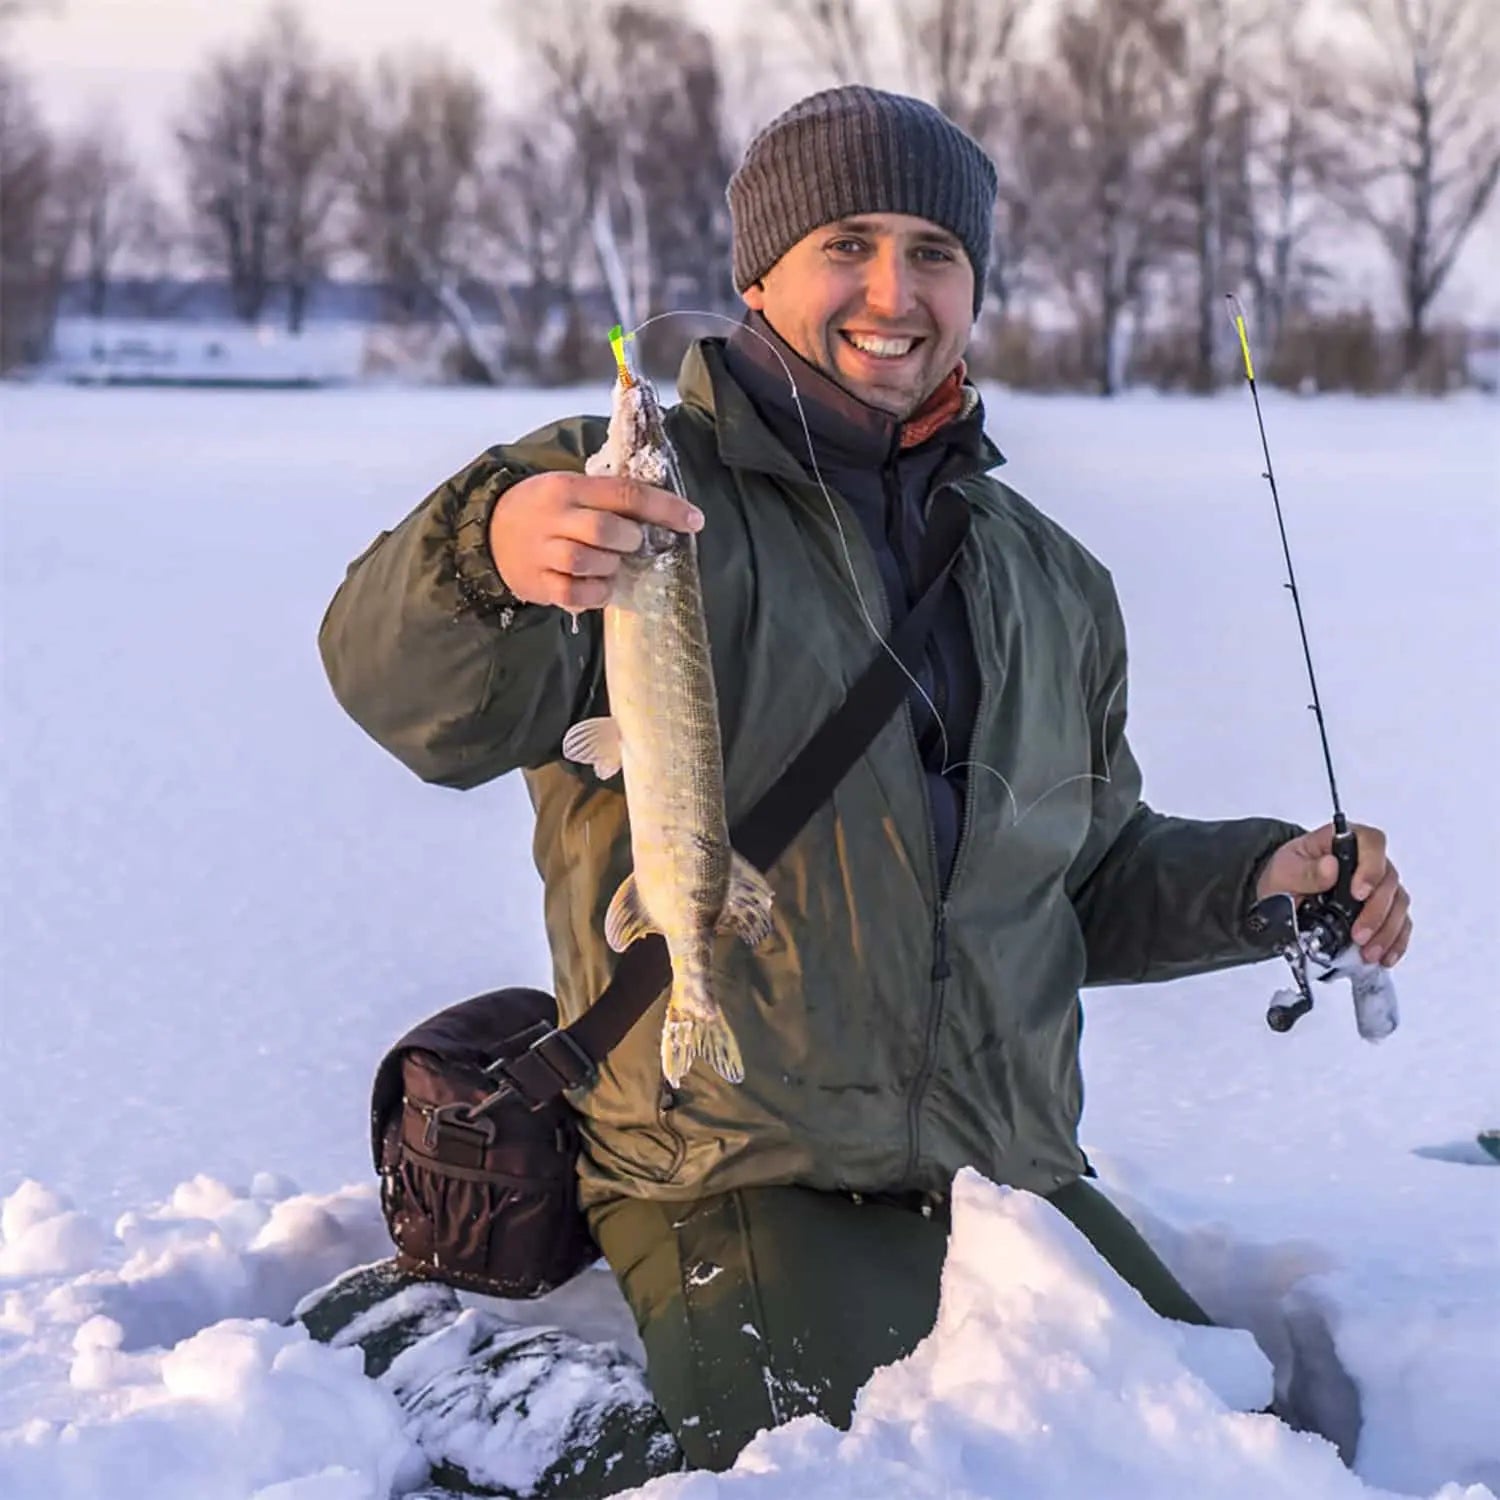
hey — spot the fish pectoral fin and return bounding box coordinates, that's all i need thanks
[561,716,623,781]
[604,873,656,953]
[718,852,775,949]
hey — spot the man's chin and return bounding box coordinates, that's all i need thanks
[828,365,922,419]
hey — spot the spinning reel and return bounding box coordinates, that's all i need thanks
[1244,816,1399,1042]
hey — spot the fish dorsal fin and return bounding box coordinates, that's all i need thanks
[718,852,774,949]
[562,716,622,781]
[605,873,656,953]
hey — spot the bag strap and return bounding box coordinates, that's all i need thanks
[473,487,973,1114]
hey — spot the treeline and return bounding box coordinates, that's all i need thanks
[2,0,1497,391]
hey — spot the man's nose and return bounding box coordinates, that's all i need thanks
[862,246,916,319]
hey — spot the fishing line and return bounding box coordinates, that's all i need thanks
[622,309,1115,827]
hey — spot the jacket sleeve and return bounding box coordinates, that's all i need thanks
[1064,574,1303,986]
[318,438,604,789]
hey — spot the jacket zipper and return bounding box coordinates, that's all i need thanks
[807,469,978,1184]
[903,490,985,1182]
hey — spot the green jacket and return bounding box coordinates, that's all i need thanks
[320,339,1299,1206]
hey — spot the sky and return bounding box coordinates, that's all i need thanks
[5,0,1498,322]
[7,0,524,138]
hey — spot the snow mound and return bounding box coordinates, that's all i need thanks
[2,1167,1496,1499]
[0,1174,413,1499]
[613,1170,1496,1500]
[3,1314,420,1500]
[0,1182,107,1278]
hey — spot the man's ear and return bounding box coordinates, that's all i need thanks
[741,279,766,311]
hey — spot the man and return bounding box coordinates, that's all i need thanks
[320,86,1411,1474]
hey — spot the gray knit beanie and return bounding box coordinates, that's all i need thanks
[728,85,998,315]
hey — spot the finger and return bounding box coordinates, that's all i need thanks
[1362,884,1409,964]
[1350,824,1388,901]
[1351,866,1400,946]
[540,571,612,611]
[556,507,644,556]
[1382,914,1412,967]
[543,537,624,579]
[584,477,704,533]
[1300,822,1336,857]
[1277,850,1339,896]
[1258,845,1337,900]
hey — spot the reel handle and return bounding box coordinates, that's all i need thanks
[1267,992,1313,1032]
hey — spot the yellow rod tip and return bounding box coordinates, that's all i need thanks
[608,327,634,385]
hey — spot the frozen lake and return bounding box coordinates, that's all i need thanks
[1,378,1497,1497]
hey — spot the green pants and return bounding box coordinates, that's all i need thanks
[589,1179,1208,1472]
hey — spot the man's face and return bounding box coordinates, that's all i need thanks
[742,212,975,419]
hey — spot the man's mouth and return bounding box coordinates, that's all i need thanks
[839,330,925,362]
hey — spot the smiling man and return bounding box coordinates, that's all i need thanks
[742,212,973,415]
[320,85,1411,1483]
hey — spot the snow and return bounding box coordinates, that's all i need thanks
[2,376,1498,1499]
[617,1171,1479,1500]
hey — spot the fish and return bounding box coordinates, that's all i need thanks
[562,330,774,1088]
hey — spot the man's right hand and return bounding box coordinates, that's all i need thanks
[487,472,704,612]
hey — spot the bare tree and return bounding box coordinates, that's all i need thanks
[0,56,69,368]
[1330,0,1500,378]
[52,120,170,317]
[343,53,509,380]
[176,44,277,321]
[1045,0,1182,393]
[1231,1,1342,363]
[974,62,1077,320]
[766,0,878,84]
[175,4,350,329]
[505,0,736,335]
[265,9,352,333]
[895,0,1034,130]
[485,120,593,377]
[1146,0,1273,389]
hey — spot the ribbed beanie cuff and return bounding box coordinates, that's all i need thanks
[728,86,998,315]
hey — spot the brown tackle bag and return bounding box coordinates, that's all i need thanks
[369,987,599,1297]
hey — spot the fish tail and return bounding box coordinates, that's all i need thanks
[661,959,743,1088]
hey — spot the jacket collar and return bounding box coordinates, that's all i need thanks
[674,312,1004,485]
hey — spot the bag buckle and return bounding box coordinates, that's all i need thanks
[478,1025,598,1114]
[424,1103,498,1151]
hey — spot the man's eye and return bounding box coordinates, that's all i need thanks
[917,246,956,263]
[827,238,865,254]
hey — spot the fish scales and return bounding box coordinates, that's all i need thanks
[564,361,774,1088]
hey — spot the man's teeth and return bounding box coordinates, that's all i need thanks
[844,332,918,358]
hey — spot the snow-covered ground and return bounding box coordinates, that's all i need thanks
[1,376,1496,1499]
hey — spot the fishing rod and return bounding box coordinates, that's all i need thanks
[1227,294,1398,1043]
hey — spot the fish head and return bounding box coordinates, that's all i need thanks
[636,522,687,559]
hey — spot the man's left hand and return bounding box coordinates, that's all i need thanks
[1255,821,1412,968]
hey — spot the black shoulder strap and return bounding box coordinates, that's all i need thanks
[482,489,973,1111]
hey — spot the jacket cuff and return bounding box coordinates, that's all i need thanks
[448,464,534,628]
